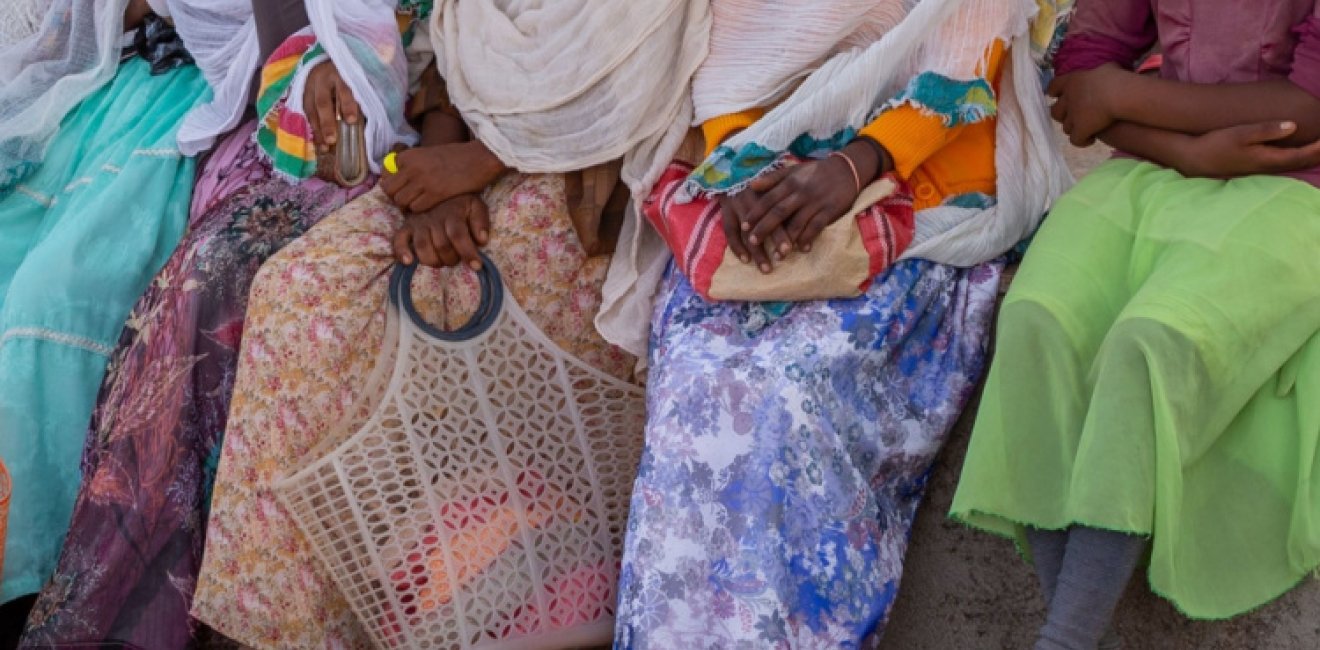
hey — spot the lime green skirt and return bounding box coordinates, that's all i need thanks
[951,158,1320,619]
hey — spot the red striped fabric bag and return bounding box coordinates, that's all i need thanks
[643,159,915,302]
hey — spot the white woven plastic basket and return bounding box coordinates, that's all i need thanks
[275,259,646,650]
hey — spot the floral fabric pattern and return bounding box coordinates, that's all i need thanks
[614,258,1003,649]
[21,119,368,650]
[192,174,632,650]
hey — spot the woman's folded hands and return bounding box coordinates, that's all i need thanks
[1050,62,1320,178]
[720,138,890,274]
[380,141,506,214]
[392,194,490,271]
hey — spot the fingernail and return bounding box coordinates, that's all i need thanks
[775,251,785,260]
[1282,121,1296,130]
[802,244,812,253]
[779,243,791,254]
[326,135,337,144]
[346,116,357,124]
[760,264,771,273]
[479,230,489,242]
[741,222,751,232]
[748,235,759,245]
[740,255,750,264]
[469,260,482,270]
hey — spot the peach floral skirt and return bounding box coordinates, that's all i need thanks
[191,174,634,649]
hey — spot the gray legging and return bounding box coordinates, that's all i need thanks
[1027,526,1148,650]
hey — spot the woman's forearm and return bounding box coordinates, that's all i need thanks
[1110,73,1320,145]
[419,110,468,147]
[1096,121,1192,170]
[1097,119,1320,179]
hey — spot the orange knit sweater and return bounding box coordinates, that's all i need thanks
[700,40,1006,211]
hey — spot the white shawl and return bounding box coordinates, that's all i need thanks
[161,0,260,156]
[0,0,256,188]
[0,0,48,47]
[596,0,1073,359]
[426,0,712,362]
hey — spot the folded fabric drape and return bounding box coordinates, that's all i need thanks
[0,0,47,47]
[0,0,257,190]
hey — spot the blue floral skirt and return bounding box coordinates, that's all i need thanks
[614,258,1002,649]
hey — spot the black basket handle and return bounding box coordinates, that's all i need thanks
[389,256,504,342]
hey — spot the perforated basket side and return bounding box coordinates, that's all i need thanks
[561,362,648,567]
[276,408,437,649]
[277,272,647,650]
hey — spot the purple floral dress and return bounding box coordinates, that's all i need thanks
[614,258,1003,649]
[20,120,369,649]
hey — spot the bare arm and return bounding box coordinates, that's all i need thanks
[1097,120,1320,178]
[1095,122,1194,170]
[418,110,467,147]
[1055,8,1320,147]
[379,68,506,214]
[1081,66,1320,144]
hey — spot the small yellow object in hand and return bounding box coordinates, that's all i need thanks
[383,151,399,175]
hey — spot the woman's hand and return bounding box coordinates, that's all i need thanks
[719,191,793,274]
[1049,64,1126,147]
[303,61,362,153]
[742,158,859,252]
[392,195,491,269]
[1171,121,1320,178]
[379,141,507,214]
[725,138,889,272]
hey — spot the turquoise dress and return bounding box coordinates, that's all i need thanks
[0,56,209,601]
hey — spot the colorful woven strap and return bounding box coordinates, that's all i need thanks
[255,33,323,180]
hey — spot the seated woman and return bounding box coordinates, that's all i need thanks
[610,0,1071,647]
[952,0,1320,648]
[0,0,252,614]
[17,1,425,646]
[190,0,707,647]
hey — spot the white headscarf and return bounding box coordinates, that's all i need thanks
[0,0,256,189]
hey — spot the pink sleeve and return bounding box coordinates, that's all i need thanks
[1054,0,1157,75]
[1290,11,1320,99]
